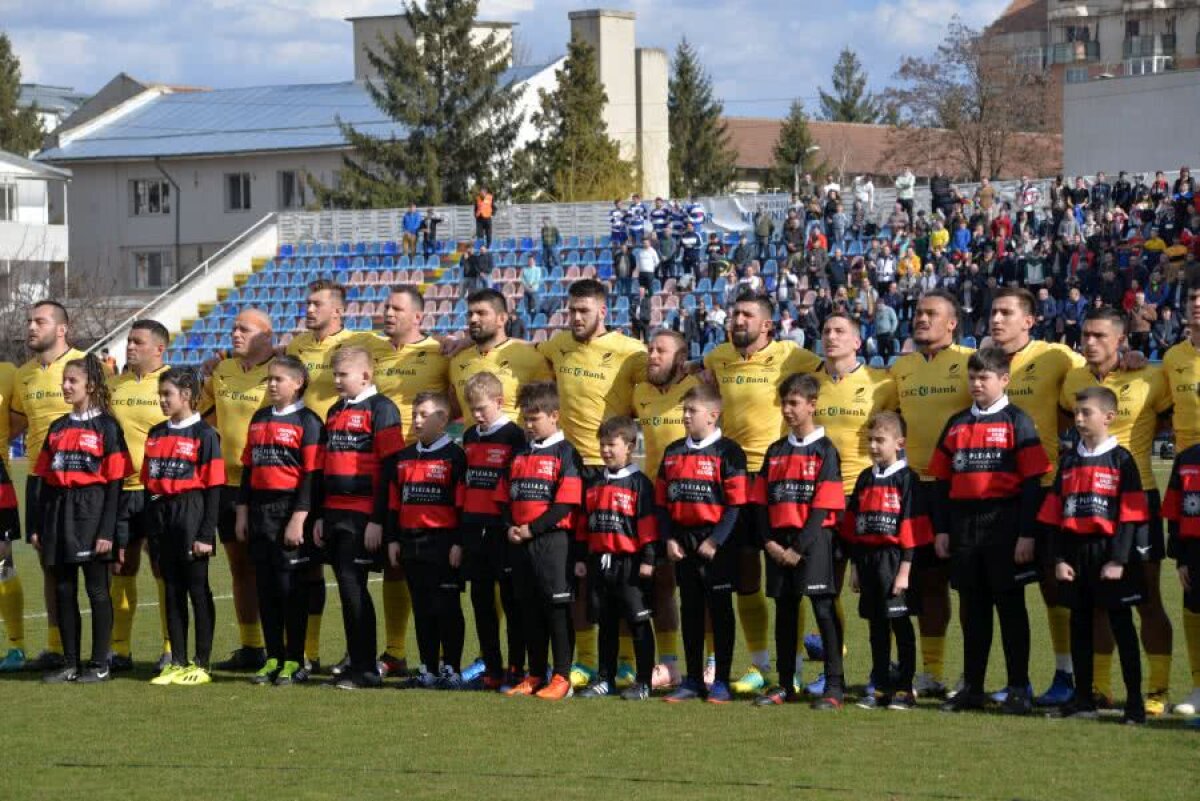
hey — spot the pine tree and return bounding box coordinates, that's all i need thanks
[769,100,822,191]
[668,38,736,197]
[818,47,883,124]
[514,36,634,202]
[0,33,43,155]
[311,0,521,208]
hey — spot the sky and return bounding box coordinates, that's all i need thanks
[5,0,1011,119]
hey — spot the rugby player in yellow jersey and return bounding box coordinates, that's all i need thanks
[370,286,450,678]
[0,358,21,671]
[8,300,86,672]
[1060,306,1174,714]
[198,309,275,673]
[288,280,380,420]
[890,290,972,698]
[703,290,821,693]
[537,279,649,689]
[106,321,171,673]
[1163,287,1200,716]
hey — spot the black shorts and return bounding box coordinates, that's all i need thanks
[22,476,39,542]
[510,529,573,605]
[1057,538,1148,611]
[217,485,241,544]
[853,547,920,619]
[948,501,1039,593]
[460,522,508,582]
[247,493,316,571]
[402,532,464,593]
[765,527,837,598]
[1176,540,1200,613]
[586,553,652,625]
[1135,490,1165,562]
[674,529,737,593]
[322,509,382,571]
[40,484,113,568]
[148,490,213,568]
[731,507,760,551]
[116,489,154,555]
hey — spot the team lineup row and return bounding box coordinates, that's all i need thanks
[2,279,1200,723]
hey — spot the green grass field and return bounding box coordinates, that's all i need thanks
[2,461,1198,801]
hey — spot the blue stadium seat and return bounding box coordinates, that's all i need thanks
[869,356,884,368]
[383,241,398,256]
[962,336,977,348]
[696,278,711,293]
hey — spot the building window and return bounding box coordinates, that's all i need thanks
[133,250,175,289]
[0,183,14,221]
[278,170,308,210]
[130,179,171,216]
[1065,67,1090,84]
[1126,56,1174,76]
[225,173,252,212]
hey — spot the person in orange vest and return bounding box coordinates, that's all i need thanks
[474,186,494,247]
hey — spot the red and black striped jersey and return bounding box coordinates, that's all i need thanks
[928,398,1050,500]
[1039,439,1147,537]
[1163,444,1200,540]
[840,461,932,549]
[462,417,526,523]
[750,430,844,530]
[500,431,583,530]
[321,387,404,516]
[240,403,323,494]
[656,431,748,527]
[387,436,467,535]
[36,410,132,489]
[578,466,658,559]
[141,415,225,496]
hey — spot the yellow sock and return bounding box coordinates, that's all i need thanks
[0,569,25,651]
[795,600,808,651]
[1047,605,1071,661]
[109,575,137,658]
[1148,653,1172,693]
[47,624,62,654]
[575,625,598,670]
[737,589,770,655]
[920,635,945,681]
[239,622,264,650]
[1185,610,1200,687]
[305,615,322,663]
[156,578,171,654]
[656,628,679,661]
[1093,652,1114,700]
[382,578,410,659]
[618,633,635,666]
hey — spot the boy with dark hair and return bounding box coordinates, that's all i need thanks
[752,373,846,709]
[842,411,930,710]
[659,383,749,704]
[575,415,658,700]
[1041,386,1148,724]
[930,346,1051,714]
[499,382,583,700]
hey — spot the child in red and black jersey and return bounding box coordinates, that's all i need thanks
[461,372,528,689]
[35,355,132,683]
[234,356,323,686]
[574,416,658,701]
[929,347,1050,714]
[658,383,748,704]
[498,382,583,701]
[1166,436,1200,720]
[383,392,467,688]
[143,367,225,686]
[751,374,845,709]
[317,346,404,690]
[841,411,930,710]
[1040,386,1147,723]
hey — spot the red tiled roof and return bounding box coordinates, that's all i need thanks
[985,0,1047,37]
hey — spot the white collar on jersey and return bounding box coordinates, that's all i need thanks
[272,401,305,417]
[531,430,565,450]
[68,407,103,421]
[476,415,512,436]
[605,464,640,480]
[168,413,201,429]
[873,459,908,479]
[417,434,452,453]
[788,427,826,448]
[970,395,1010,417]
[1077,436,1118,458]
[346,385,378,405]
[686,428,722,450]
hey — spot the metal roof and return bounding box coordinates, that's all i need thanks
[19,84,90,115]
[0,149,72,180]
[37,64,553,163]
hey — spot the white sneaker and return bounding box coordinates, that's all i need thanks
[1172,687,1200,716]
[914,672,948,699]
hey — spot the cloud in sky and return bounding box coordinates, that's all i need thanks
[8,0,1010,117]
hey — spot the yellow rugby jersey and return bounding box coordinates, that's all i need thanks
[890,344,974,479]
[0,362,15,466]
[813,363,898,495]
[1163,341,1200,451]
[198,357,273,486]
[1007,340,1085,486]
[108,365,169,490]
[703,339,821,472]
[538,330,648,466]
[450,339,552,424]
[367,335,450,443]
[633,374,700,478]
[287,327,380,419]
[12,347,86,467]
[1060,365,1171,489]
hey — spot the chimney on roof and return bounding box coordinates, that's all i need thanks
[348,14,515,81]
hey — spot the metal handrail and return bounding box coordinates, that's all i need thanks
[88,211,277,354]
